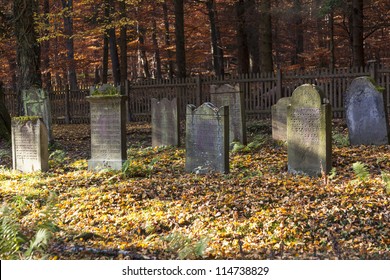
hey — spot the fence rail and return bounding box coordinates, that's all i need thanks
[2,64,390,123]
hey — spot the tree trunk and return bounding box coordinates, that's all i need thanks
[102,35,109,84]
[351,0,364,67]
[138,25,151,79]
[206,0,224,77]
[119,0,128,86]
[292,0,304,66]
[61,0,78,90]
[259,0,273,73]
[152,19,162,79]
[14,0,42,93]
[163,1,174,78]
[0,82,11,141]
[245,0,260,73]
[107,0,121,85]
[329,10,335,70]
[236,0,250,74]
[174,0,186,78]
[42,0,52,92]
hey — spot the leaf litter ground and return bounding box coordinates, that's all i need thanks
[0,121,389,260]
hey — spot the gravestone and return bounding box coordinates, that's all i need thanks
[21,87,52,142]
[272,97,291,141]
[151,98,179,147]
[287,84,331,176]
[185,102,229,174]
[11,117,49,172]
[210,84,246,146]
[86,95,127,170]
[345,76,389,145]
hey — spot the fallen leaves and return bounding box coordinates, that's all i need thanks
[0,122,389,260]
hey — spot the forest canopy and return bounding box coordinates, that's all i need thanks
[0,0,389,89]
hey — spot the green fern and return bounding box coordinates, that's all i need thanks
[0,206,25,259]
[24,228,52,259]
[381,172,390,194]
[352,162,369,182]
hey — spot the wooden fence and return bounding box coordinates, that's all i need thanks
[2,64,390,123]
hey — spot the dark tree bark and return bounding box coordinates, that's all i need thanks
[119,0,128,85]
[61,0,78,90]
[259,0,273,73]
[174,0,186,78]
[14,0,42,93]
[236,0,250,74]
[42,0,52,91]
[329,10,335,70]
[0,82,11,141]
[137,25,151,79]
[102,35,109,84]
[351,0,364,67]
[163,1,174,78]
[292,0,304,66]
[107,0,121,86]
[206,0,224,77]
[245,0,260,73]
[152,19,162,79]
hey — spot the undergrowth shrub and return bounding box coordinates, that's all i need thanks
[122,157,159,178]
[332,132,350,147]
[352,162,369,182]
[162,232,209,259]
[0,193,58,259]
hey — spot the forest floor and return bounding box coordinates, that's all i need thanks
[0,120,389,260]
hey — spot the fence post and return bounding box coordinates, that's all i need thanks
[276,68,282,100]
[195,75,202,106]
[64,84,70,124]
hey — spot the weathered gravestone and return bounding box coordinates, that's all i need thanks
[21,87,52,142]
[86,91,127,170]
[287,84,331,176]
[151,98,179,147]
[272,97,291,141]
[345,76,389,145]
[185,102,229,174]
[210,84,246,146]
[11,117,49,172]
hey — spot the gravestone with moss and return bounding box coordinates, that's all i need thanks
[272,97,291,141]
[21,87,52,142]
[86,85,127,170]
[185,102,229,174]
[287,84,331,176]
[11,117,49,172]
[345,76,389,145]
[210,84,246,146]
[151,98,179,147]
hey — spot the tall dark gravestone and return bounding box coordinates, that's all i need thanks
[151,98,179,147]
[185,102,229,174]
[210,84,246,146]
[86,95,127,170]
[345,76,389,145]
[11,117,49,172]
[287,84,332,176]
[272,97,291,141]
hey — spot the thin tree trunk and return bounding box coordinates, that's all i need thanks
[138,25,151,79]
[245,0,260,73]
[163,1,174,78]
[119,0,128,85]
[42,0,51,91]
[174,0,186,78]
[102,35,109,84]
[259,0,273,73]
[351,0,364,67]
[61,0,77,90]
[236,0,250,74]
[329,10,335,70]
[206,0,224,77]
[292,0,303,66]
[107,0,121,85]
[152,19,162,79]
